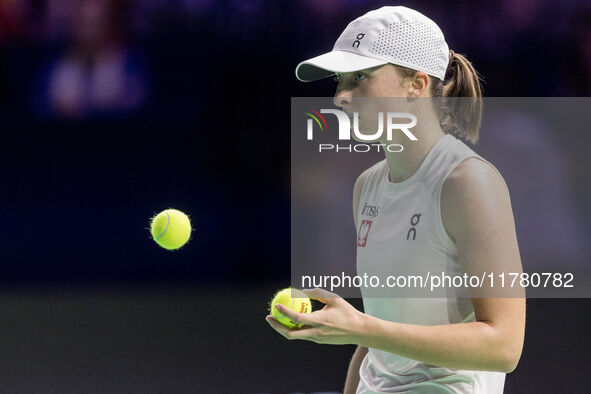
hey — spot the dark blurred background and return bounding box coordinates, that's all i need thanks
[0,0,590,393]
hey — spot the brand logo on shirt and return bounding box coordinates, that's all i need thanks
[361,201,380,218]
[406,213,421,240]
[358,219,373,247]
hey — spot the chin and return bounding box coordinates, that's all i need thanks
[351,125,383,144]
[351,135,382,144]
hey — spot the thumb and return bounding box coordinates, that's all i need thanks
[303,288,343,305]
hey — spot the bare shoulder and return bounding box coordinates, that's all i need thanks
[441,157,513,243]
[442,156,509,204]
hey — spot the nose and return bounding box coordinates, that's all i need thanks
[333,86,352,108]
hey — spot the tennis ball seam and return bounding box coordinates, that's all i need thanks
[154,211,170,241]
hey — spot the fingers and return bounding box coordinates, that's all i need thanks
[302,287,343,304]
[273,303,316,326]
[265,315,318,341]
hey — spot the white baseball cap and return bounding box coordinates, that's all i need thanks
[295,6,449,82]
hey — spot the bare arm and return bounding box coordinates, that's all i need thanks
[344,345,368,394]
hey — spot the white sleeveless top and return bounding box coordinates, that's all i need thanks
[355,133,507,394]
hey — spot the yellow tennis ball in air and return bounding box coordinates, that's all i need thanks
[150,209,192,250]
[270,288,312,328]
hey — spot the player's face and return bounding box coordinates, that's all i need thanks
[333,64,413,143]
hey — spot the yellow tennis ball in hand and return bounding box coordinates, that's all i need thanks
[270,288,312,328]
[150,209,192,250]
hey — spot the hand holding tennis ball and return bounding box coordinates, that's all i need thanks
[269,287,312,328]
[150,208,192,250]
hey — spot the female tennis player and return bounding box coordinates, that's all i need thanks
[266,6,525,394]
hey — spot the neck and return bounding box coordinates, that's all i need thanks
[383,111,445,183]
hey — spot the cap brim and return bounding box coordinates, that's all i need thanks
[295,50,388,82]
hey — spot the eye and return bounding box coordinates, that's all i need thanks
[332,74,341,83]
[354,72,366,81]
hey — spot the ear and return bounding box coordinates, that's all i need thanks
[407,71,430,97]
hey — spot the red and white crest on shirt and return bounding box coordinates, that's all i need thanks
[357,219,373,247]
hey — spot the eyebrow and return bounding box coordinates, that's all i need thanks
[335,70,368,78]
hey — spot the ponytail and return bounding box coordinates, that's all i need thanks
[392,51,484,144]
[439,50,484,144]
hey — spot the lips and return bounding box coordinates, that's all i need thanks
[342,108,360,121]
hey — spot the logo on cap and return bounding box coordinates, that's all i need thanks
[352,33,365,48]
